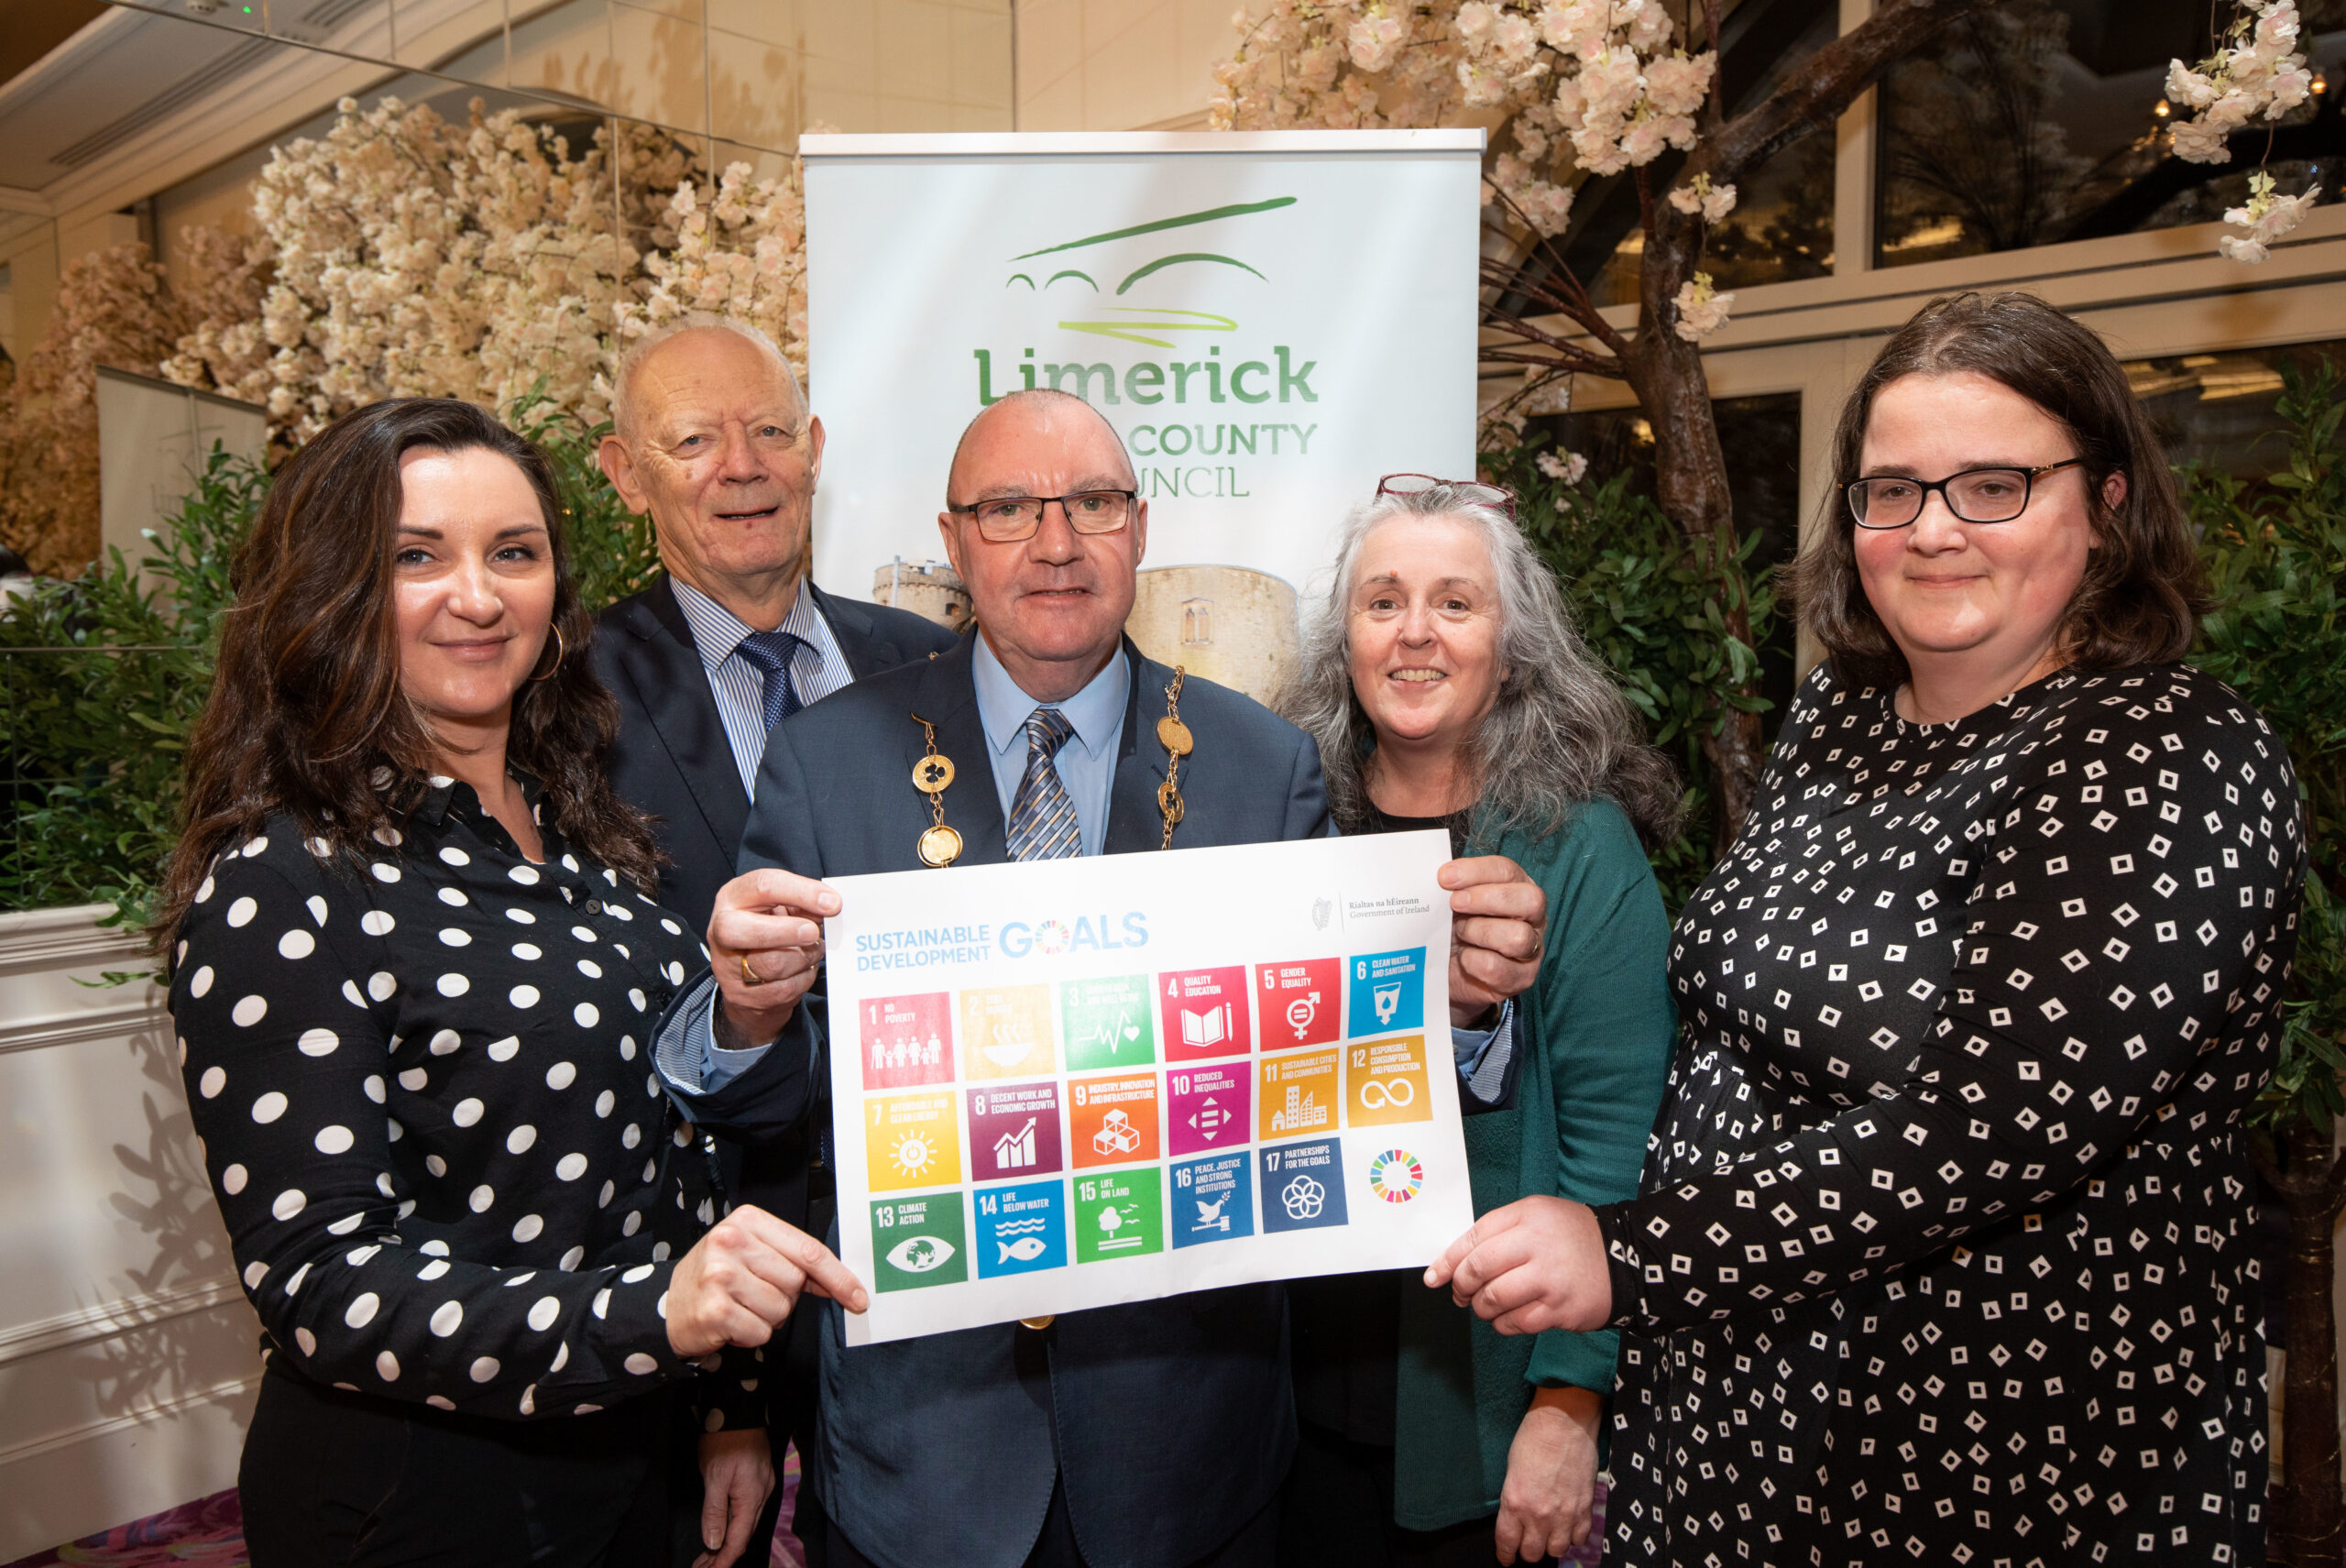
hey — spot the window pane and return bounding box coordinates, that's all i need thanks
[1875,0,2344,267]
[2129,340,2346,483]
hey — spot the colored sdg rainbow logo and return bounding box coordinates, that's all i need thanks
[1366,1148,1423,1205]
[1032,919,1073,956]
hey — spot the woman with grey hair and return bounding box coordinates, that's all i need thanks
[1277,475,1680,1568]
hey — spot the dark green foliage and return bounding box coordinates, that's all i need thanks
[2180,360,2346,1132]
[1485,440,1778,913]
[0,393,663,929]
[0,448,262,928]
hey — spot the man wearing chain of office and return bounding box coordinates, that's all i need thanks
[651,389,1548,1568]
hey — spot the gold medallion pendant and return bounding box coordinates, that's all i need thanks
[909,712,960,867]
[918,823,964,868]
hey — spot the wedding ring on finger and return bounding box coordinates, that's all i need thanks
[740,951,760,987]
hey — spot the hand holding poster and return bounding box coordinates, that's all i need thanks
[825,831,1474,1345]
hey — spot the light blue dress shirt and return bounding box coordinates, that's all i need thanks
[970,637,1130,858]
[669,577,857,796]
[683,640,1131,1094]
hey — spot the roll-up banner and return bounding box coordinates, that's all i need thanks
[803,131,1485,601]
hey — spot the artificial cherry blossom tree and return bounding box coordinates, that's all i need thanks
[1213,0,2319,847]
[1215,0,2012,844]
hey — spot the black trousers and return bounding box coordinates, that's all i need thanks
[1275,1420,1554,1568]
[241,1361,674,1567]
[826,1475,1277,1568]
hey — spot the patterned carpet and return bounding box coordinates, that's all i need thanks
[0,1457,1604,1566]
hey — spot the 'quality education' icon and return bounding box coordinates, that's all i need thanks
[1366,1149,1423,1204]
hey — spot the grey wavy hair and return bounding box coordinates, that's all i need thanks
[1281,483,1682,849]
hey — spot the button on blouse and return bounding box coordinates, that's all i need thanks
[171,777,760,1426]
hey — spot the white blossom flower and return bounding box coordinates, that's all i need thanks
[1667,173,1739,223]
[1536,448,1589,484]
[2220,170,2322,263]
[1672,271,1734,341]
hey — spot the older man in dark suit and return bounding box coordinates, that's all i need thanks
[654,389,1548,1568]
[590,315,953,1568]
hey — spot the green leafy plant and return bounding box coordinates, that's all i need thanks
[0,447,264,927]
[1485,438,1777,912]
[2178,358,2346,1567]
[0,393,662,930]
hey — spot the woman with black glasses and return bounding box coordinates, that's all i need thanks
[1428,291,2305,1566]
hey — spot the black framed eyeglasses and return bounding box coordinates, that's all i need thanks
[1376,472,1517,520]
[1845,458,2085,530]
[946,489,1137,543]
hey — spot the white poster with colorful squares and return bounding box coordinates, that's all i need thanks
[824,831,1473,1346]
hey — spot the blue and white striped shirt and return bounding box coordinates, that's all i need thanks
[668,576,857,796]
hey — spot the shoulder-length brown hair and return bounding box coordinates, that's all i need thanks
[154,398,657,957]
[1791,291,2206,691]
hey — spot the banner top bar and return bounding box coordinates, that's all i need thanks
[799,130,1487,159]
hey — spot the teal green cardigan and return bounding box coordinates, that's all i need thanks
[1390,797,1676,1530]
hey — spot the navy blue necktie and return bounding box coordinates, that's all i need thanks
[735,629,806,733]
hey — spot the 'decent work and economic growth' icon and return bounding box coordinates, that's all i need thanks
[967,1082,1065,1181]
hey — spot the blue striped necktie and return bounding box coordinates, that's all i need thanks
[735,629,806,733]
[1005,708,1082,861]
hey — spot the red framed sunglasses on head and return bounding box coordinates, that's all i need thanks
[1376,472,1518,519]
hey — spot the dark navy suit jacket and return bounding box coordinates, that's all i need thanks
[593,575,957,938]
[675,632,1330,1568]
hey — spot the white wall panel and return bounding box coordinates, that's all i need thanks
[0,906,257,1561]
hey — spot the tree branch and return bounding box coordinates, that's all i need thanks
[1694,0,2009,189]
[1479,341,1628,379]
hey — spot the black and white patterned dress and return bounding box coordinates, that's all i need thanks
[1597,663,2304,1566]
[170,777,759,1430]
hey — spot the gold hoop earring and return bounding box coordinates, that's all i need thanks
[528,623,565,683]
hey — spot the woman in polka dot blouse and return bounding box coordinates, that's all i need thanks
[1431,293,2308,1565]
[159,400,863,1567]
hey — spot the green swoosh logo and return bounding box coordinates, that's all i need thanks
[1056,307,1238,348]
[1011,197,1298,260]
[1115,253,1265,295]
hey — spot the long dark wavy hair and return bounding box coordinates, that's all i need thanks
[1792,291,2207,690]
[153,398,657,958]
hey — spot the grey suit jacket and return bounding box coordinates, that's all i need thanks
[679,632,1330,1568]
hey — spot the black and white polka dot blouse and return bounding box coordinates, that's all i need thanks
[170,776,760,1426]
[1598,663,2304,1566]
